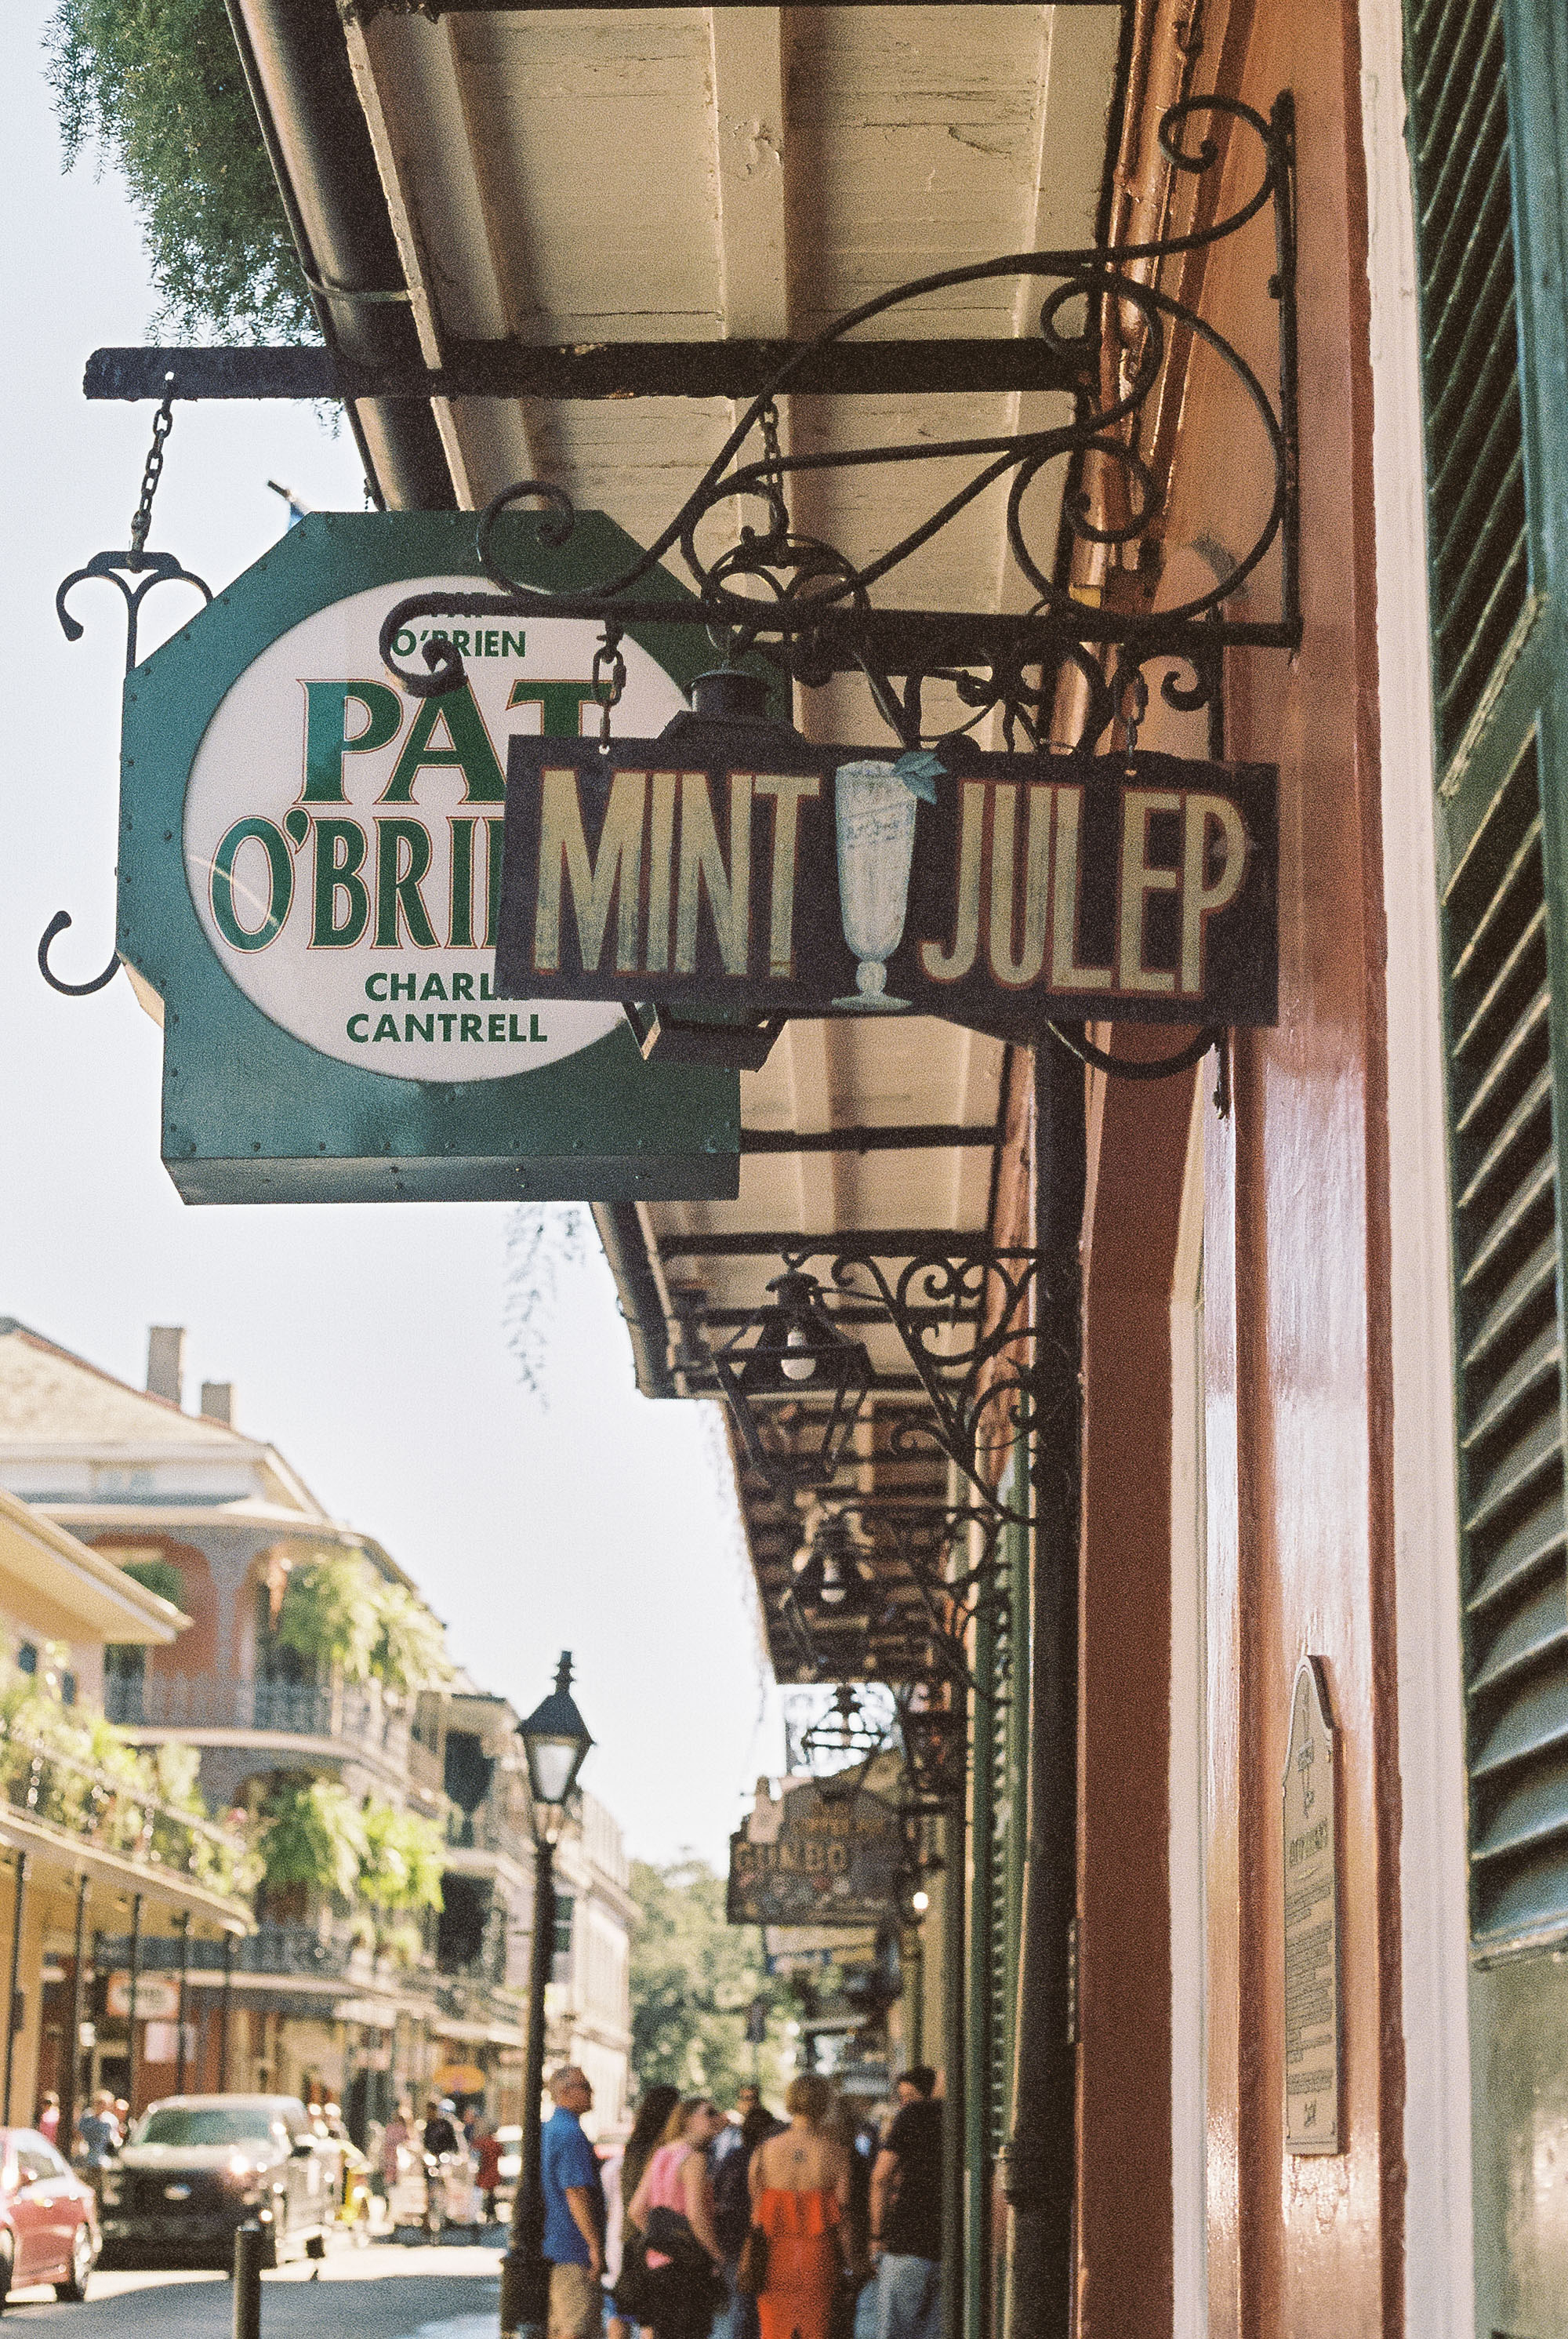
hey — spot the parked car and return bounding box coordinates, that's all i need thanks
[96,2094,329,2268]
[0,2128,99,2301]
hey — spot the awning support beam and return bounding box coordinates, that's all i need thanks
[84,340,1082,404]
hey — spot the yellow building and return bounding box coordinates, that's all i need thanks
[0,1484,250,2137]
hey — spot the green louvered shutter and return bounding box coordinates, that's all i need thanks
[1410,0,1568,2324]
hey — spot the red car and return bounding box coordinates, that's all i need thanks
[0,2129,99,2302]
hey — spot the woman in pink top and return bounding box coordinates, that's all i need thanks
[626,2097,726,2339]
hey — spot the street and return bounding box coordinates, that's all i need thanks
[0,2244,502,2339]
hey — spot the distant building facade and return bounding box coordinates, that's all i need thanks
[0,1317,631,2136]
[0,1477,250,2134]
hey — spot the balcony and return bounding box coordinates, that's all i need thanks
[105,1673,414,1768]
[97,1923,357,1977]
[434,1966,524,2034]
[444,1803,527,1858]
[0,1715,250,1909]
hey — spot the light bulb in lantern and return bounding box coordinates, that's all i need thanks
[781,1325,817,1382]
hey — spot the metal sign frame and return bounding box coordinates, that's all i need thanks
[114,510,743,1203]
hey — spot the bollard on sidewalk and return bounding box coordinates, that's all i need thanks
[233,2221,263,2339]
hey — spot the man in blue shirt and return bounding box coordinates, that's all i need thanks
[541,2065,606,2339]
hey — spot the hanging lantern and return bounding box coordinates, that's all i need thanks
[713,1269,873,1494]
[792,1515,876,1618]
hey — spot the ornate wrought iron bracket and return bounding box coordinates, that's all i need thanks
[378,92,1298,762]
[786,1499,1011,1691]
[668,1230,1050,1528]
[42,386,212,999]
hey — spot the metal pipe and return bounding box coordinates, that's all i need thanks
[176,1916,191,2094]
[2,1855,27,2124]
[63,1876,89,2154]
[939,1781,967,2339]
[500,1832,556,2338]
[126,1894,144,2116]
[223,0,454,510]
[219,1930,235,2091]
[998,1040,1086,2339]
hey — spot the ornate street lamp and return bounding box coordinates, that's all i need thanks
[713,1270,873,1494]
[500,1654,594,2339]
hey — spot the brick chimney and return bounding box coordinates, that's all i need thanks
[146,1326,186,1407]
[200,1382,235,1428]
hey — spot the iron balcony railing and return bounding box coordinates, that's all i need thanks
[105,1673,416,1767]
[0,1714,245,1895]
[96,1922,356,1977]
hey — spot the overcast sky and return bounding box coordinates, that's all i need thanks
[0,0,779,1869]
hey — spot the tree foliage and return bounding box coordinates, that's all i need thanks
[629,1854,782,2104]
[44,0,315,339]
[503,1205,590,1404]
[119,1555,185,1608]
[371,1581,452,1695]
[259,1778,442,1967]
[360,1798,445,1914]
[0,1651,260,1898]
[273,1550,448,1692]
[258,1777,366,1902]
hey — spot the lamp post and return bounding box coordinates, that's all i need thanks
[499,1654,594,2339]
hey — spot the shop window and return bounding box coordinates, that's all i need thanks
[552,1894,575,1971]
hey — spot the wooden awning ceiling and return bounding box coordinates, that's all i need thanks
[339,4,1125,1681]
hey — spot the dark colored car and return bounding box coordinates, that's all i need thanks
[0,2127,99,2302]
[96,2094,329,2268]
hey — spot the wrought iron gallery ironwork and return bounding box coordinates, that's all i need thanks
[376,92,1298,765]
[42,380,212,997]
[779,1498,1011,1694]
[666,1229,1050,1527]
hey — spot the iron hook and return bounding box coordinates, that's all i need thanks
[38,911,121,997]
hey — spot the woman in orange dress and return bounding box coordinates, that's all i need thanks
[750,2076,851,2339]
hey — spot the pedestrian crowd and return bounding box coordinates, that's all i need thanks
[539,2063,942,2339]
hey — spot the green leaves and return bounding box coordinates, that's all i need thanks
[258,1776,367,1901]
[360,1797,445,1915]
[273,1550,448,1691]
[630,1855,781,2101]
[371,1582,453,1695]
[43,0,317,338]
[260,1780,443,1938]
[274,1553,380,1683]
[120,1555,185,1608]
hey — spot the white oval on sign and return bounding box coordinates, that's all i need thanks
[183,579,686,1079]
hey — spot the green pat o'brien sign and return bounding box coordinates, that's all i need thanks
[118,512,740,1203]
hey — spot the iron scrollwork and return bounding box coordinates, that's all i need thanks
[694,1236,1046,1528]
[42,385,212,997]
[377,93,1298,761]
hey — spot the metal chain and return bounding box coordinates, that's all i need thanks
[1120,663,1149,755]
[757,394,790,533]
[592,624,626,748]
[129,377,176,565]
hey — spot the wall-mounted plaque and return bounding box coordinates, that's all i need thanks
[1283,1656,1341,2154]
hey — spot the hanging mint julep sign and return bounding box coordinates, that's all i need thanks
[117,512,740,1203]
[495,671,1278,1037]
